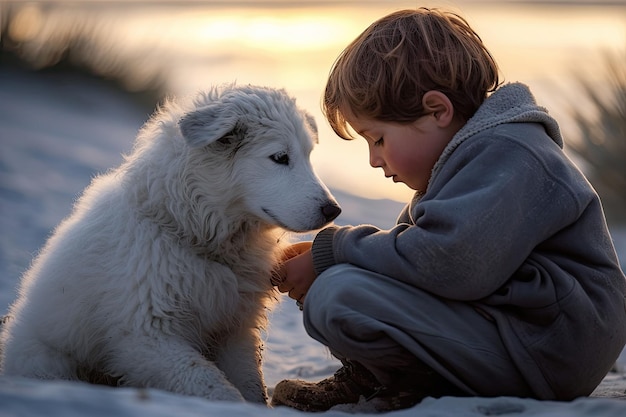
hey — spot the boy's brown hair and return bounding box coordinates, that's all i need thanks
[323,8,500,140]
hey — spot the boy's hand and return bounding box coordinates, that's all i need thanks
[271,241,317,304]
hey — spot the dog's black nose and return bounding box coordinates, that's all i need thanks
[322,203,342,222]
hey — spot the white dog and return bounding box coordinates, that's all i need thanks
[0,84,341,403]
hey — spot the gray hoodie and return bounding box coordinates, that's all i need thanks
[311,82,626,399]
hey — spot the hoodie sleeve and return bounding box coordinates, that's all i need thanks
[311,226,338,274]
[311,123,595,301]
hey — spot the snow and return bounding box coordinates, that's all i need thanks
[3,377,626,417]
[1,68,626,416]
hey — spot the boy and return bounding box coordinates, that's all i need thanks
[270,7,626,413]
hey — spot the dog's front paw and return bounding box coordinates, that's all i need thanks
[245,390,269,405]
[238,381,269,404]
[205,384,247,402]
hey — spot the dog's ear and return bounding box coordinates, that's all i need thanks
[303,111,318,143]
[179,104,239,148]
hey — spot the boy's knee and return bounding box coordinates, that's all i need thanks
[306,264,372,311]
[304,264,378,336]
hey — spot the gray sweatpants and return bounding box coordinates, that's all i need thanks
[303,264,534,397]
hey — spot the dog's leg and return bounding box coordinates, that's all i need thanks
[1,325,78,380]
[216,326,267,404]
[109,335,245,401]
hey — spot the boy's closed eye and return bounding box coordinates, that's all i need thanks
[374,137,384,146]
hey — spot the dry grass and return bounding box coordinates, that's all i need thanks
[567,50,626,225]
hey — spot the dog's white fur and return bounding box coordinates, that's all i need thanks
[0,84,340,403]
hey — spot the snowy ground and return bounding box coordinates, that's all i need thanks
[1,67,626,416]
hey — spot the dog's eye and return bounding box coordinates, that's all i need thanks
[270,152,289,165]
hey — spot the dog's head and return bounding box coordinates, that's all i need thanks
[177,84,341,233]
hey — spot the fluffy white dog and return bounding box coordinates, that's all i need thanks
[0,84,341,403]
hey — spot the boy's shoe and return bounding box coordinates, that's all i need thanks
[271,361,426,412]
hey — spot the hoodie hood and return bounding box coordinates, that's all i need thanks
[431,82,563,181]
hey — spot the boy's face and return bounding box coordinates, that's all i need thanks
[345,112,454,194]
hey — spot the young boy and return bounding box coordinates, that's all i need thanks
[269,7,626,413]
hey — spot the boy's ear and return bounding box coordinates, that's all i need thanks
[422,91,455,127]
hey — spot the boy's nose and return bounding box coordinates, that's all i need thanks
[369,148,384,168]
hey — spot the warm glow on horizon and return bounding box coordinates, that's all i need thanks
[171,10,360,53]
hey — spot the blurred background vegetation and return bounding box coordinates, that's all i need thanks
[567,50,626,226]
[0,2,168,110]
